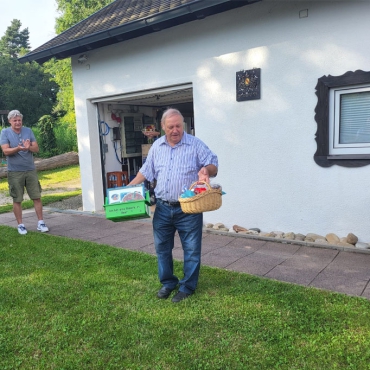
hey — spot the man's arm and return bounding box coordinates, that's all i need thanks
[1,143,22,156]
[128,171,147,185]
[27,140,39,153]
[1,139,39,155]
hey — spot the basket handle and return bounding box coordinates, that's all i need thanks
[189,181,212,191]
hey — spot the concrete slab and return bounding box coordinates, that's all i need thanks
[202,233,237,247]
[226,259,275,276]
[320,264,370,281]
[227,237,266,249]
[310,272,368,297]
[239,251,289,267]
[113,236,154,251]
[292,245,339,260]
[257,241,301,256]
[1,209,370,299]
[362,283,370,299]
[264,265,320,286]
[281,247,338,271]
[201,246,251,268]
[327,251,370,269]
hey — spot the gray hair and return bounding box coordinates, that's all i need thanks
[161,108,184,126]
[8,110,23,120]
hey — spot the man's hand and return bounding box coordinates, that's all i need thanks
[18,139,30,151]
[198,167,210,183]
[23,139,30,149]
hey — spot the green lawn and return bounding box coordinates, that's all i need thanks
[0,225,369,369]
[0,165,81,214]
[1,164,370,368]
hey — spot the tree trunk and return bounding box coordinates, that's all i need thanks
[0,152,79,179]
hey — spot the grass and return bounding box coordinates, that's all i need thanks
[1,164,370,368]
[0,226,370,369]
[0,164,81,214]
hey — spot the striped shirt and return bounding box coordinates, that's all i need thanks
[140,132,218,201]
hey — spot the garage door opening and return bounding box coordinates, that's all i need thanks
[91,84,194,196]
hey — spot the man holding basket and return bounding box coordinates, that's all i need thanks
[129,108,218,302]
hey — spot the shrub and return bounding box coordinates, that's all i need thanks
[54,121,78,153]
[37,115,58,158]
[33,118,77,158]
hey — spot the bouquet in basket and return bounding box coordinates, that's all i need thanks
[178,181,225,214]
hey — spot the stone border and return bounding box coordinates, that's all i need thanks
[44,207,370,255]
[203,228,370,255]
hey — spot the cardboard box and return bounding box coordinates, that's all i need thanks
[142,144,152,166]
[104,191,151,222]
[141,144,152,156]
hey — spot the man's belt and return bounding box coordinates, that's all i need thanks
[158,199,181,207]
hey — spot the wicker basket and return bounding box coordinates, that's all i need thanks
[179,181,222,214]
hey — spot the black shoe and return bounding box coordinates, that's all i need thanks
[157,286,174,299]
[171,291,191,303]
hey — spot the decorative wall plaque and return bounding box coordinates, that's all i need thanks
[236,68,261,101]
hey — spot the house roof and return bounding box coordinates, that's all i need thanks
[19,0,259,64]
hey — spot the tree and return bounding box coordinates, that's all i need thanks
[38,115,58,157]
[0,19,56,126]
[0,19,30,58]
[55,0,113,33]
[0,56,58,126]
[45,0,114,126]
[43,58,75,125]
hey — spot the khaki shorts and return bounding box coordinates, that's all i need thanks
[8,170,42,203]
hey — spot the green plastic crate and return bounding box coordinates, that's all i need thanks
[104,191,151,222]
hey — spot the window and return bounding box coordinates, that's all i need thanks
[314,70,370,167]
[329,85,370,155]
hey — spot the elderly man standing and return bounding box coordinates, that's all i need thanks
[129,108,218,302]
[0,110,49,235]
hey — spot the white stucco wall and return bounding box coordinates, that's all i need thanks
[71,1,370,241]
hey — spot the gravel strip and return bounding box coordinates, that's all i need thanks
[45,195,83,210]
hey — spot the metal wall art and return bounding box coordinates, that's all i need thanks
[236,68,261,101]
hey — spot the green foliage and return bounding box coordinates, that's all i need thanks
[0,19,30,58]
[54,121,78,153]
[43,58,75,124]
[37,115,58,157]
[33,120,77,158]
[55,0,113,32]
[41,0,114,127]
[0,20,57,126]
[0,56,58,126]
[0,126,3,159]
[0,228,370,369]
[0,3,115,147]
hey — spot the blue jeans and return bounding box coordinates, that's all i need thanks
[153,200,203,295]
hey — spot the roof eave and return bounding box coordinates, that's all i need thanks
[19,0,260,64]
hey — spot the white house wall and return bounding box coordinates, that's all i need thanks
[71,1,370,241]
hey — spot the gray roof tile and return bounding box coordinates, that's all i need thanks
[20,0,258,64]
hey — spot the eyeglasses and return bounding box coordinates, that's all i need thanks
[18,134,22,144]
